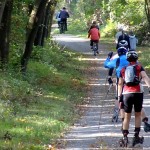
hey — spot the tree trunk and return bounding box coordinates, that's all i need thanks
[21,0,49,73]
[0,0,7,26]
[0,0,13,68]
[41,1,51,45]
[145,0,150,28]
[34,10,46,46]
[47,0,57,37]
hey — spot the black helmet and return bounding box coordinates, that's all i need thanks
[117,47,127,56]
[118,40,128,48]
[126,51,138,62]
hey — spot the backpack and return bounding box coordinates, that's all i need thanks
[124,65,140,86]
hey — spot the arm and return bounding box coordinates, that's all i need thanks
[67,12,69,18]
[141,71,150,88]
[88,32,90,38]
[136,38,138,44]
[118,77,124,97]
[104,57,117,69]
[98,32,100,39]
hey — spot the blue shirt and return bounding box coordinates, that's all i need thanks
[104,54,129,78]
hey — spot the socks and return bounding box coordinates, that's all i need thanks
[134,127,140,137]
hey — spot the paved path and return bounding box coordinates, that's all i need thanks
[53,34,150,150]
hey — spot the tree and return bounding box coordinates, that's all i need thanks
[0,0,7,25]
[0,0,13,67]
[21,0,49,73]
[34,0,57,46]
[145,0,150,28]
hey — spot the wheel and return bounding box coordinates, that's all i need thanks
[93,42,98,56]
[60,22,65,34]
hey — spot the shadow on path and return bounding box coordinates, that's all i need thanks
[53,34,150,150]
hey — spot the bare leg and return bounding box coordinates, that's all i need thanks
[135,112,141,128]
[123,112,131,130]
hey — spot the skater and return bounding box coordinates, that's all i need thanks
[104,49,150,131]
[107,39,129,85]
[104,47,128,122]
[116,30,130,50]
[55,10,61,28]
[129,30,138,51]
[118,50,150,147]
[115,27,123,44]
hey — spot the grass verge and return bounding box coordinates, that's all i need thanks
[0,40,88,149]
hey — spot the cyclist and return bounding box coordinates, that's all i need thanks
[59,7,69,32]
[118,50,150,147]
[88,21,99,32]
[55,10,61,28]
[88,23,100,51]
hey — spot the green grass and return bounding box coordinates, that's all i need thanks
[0,41,88,149]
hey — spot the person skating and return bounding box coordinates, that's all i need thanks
[129,30,138,51]
[116,30,130,50]
[104,48,150,132]
[118,50,150,147]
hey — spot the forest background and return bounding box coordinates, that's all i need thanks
[0,0,150,149]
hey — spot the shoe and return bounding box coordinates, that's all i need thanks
[108,77,113,85]
[96,51,99,54]
[144,122,150,132]
[132,136,144,147]
[119,136,128,147]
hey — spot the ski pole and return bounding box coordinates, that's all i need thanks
[99,83,113,128]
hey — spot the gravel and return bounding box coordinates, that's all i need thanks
[53,34,150,150]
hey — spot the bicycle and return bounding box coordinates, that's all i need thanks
[59,21,65,34]
[92,42,99,56]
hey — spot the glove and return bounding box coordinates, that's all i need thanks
[108,52,113,59]
[108,77,113,85]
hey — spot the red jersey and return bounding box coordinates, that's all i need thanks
[88,28,100,40]
[120,62,145,94]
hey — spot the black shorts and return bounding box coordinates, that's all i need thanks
[123,93,143,113]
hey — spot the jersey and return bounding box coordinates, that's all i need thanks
[88,27,100,40]
[104,54,129,78]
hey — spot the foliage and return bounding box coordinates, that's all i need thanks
[101,20,116,37]
[0,41,88,149]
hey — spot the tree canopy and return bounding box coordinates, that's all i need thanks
[0,0,149,72]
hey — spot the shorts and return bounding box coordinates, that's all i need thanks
[123,93,143,113]
[90,40,99,46]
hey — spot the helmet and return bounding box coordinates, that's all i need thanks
[126,51,138,62]
[117,47,127,56]
[118,40,128,48]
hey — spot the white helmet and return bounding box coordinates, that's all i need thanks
[126,51,138,62]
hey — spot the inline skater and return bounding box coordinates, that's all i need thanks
[104,48,150,133]
[118,50,150,147]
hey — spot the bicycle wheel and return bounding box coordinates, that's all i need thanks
[59,22,65,34]
[93,42,98,56]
